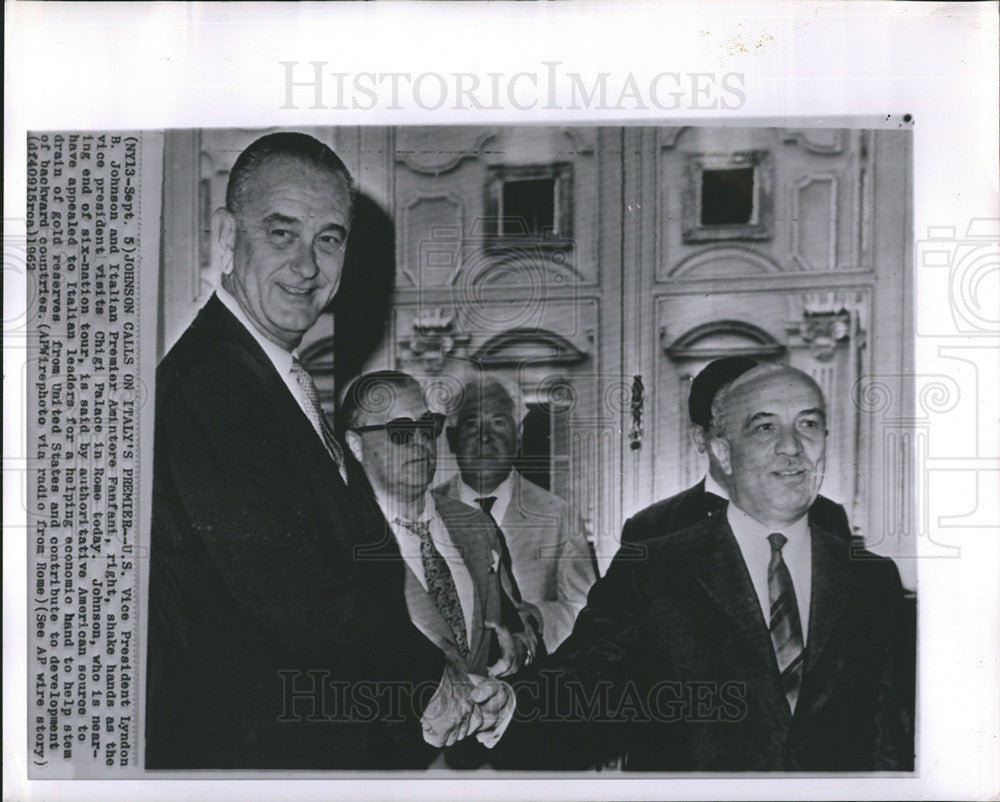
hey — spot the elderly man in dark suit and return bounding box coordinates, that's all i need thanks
[621,356,851,550]
[146,133,473,769]
[496,364,913,771]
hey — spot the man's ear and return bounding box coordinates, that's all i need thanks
[691,425,708,455]
[708,436,733,476]
[344,430,364,464]
[212,207,236,276]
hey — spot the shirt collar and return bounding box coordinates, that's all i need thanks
[726,500,810,544]
[457,470,515,523]
[704,472,730,501]
[374,487,436,528]
[216,285,296,378]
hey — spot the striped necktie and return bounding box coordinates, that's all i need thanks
[395,517,470,660]
[290,356,347,483]
[767,532,805,713]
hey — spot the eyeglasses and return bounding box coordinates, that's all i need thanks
[351,412,446,446]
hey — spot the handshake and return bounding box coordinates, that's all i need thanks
[421,665,515,749]
[421,613,540,748]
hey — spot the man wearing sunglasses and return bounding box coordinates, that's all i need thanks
[342,370,540,765]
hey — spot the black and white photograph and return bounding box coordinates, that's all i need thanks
[5,3,998,801]
[151,124,917,772]
[29,122,918,773]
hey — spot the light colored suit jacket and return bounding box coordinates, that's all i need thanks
[438,472,596,651]
[402,493,506,676]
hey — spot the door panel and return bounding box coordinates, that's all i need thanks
[159,125,911,582]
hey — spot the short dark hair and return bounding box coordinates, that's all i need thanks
[225,132,354,218]
[340,370,423,431]
[688,356,759,429]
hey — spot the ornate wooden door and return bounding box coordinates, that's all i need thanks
[159,124,911,579]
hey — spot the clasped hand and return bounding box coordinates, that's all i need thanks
[422,663,514,748]
[485,617,537,678]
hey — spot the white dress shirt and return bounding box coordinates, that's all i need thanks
[374,490,480,649]
[456,471,515,525]
[704,472,730,501]
[726,503,812,644]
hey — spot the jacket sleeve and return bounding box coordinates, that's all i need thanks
[494,525,644,770]
[542,502,598,650]
[873,560,915,770]
[155,361,445,687]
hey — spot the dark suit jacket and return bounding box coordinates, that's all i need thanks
[145,295,445,769]
[352,489,534,769]
[499,510,914,772]
[619,478,852,551]
[398,493,511,677]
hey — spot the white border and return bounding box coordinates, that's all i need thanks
[5,3,999,800]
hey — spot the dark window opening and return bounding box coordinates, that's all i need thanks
[700,167,755,226]
[516,402,552,491]
[502,177,556,237]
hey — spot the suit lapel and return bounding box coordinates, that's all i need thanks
[356,495,477,667]
[206,294,358,557]
[402,564,464,659]
[693,518,780,676]
[500,472,523,530]
[208,293,347,488]
[436,502,490,661]
[698,479,729,519]
[499,473,535,564]
[209,294,300,420]
[804,525,852,674]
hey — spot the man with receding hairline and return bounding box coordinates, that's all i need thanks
[439,374,596,651]
[621,356,852,550]
[146,133,457,769]
[493,364,913,771]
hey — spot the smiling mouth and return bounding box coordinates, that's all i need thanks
[277,283,314,297]
[773,468,807,479]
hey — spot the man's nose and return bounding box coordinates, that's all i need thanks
[289,239,320,279]
[411,429,436,448]
[775,425,803,456]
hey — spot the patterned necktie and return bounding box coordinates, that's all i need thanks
[290,356,347,482]
[395,517,469,659]
[767,532,805,713]
[475,496,524,604]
